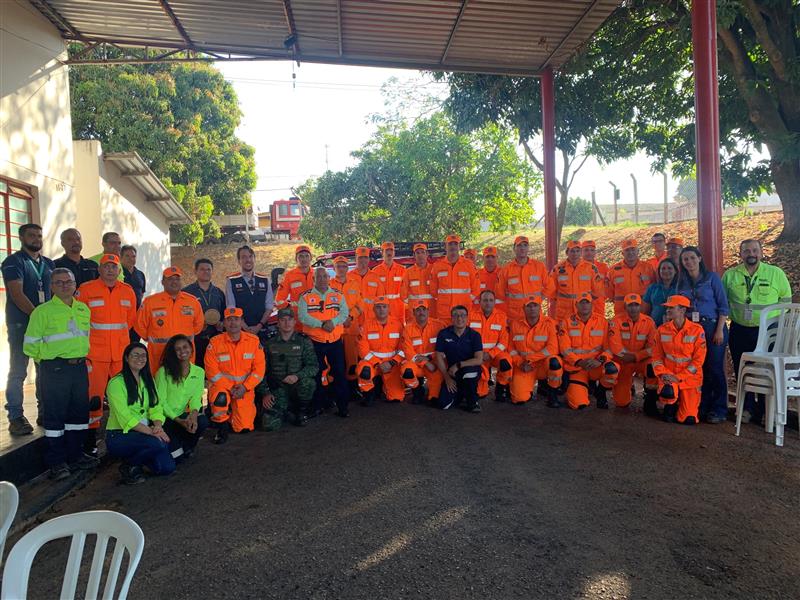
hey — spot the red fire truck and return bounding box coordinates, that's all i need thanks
[269,197,305,239]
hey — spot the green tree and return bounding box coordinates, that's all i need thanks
[69,49,256,243]
[565,197,593,226]
[298,113,538,249]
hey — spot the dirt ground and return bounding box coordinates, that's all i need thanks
[13,395,800,600]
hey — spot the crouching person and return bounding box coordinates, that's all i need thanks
[205,308,266,443]
[652,295,707,424]
[434,305,484,412]
[400,301,445,404]
[357,297,405,405]
[155,334,208,460]
[260,308,318,428]
[106,343,175,485]
[508,296,563,406]
[558,292,620,410]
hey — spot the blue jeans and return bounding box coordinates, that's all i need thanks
[699,319,729,419]
[5,322,41,420]
[106,430,176,475]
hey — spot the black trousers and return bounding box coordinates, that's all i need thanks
[164,414,209,456]
[40,359,89,467]
[438,366,480,409]
[312,338,349,414]
[729,322,763,417]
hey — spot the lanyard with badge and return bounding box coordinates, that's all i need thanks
[743,273,758,321]
[689,277,701,323]
[25,255,46,303]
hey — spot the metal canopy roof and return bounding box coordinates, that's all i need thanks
[104,152,192,224]
[30,0,621,75]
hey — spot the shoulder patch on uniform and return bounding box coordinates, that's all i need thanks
[226,272,242,278]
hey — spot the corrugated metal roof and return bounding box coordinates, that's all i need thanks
[103,152,192,225]
[32,0,620,74]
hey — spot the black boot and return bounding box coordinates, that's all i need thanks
[643,389,660,418]
[662,403,677,423]
[546,387,562,408]
[412,379,426,404]
[361,389,376,407]
[83,428,98,458]
[213,421,230,444]
[595,386,609,409]
[495,384,510,403]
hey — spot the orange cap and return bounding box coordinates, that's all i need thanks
[99,253,120,265]
[413,243,427,253]
[624,293,642,305]
[162,266,183,278]
[411,299,429,310]
[463,248,477,258]
[482,246,497,257]
[332,256,349,265]
[566,240,581,250]
[355,247,371,258]
[667,237,684,246]
[621,239,638,250]
[381,241,395,251]
[523,295,542,306]
[445,234,461,244]
[514,235,529,246]
[373,296,389,306]
[224,307,243,318]
[663,295,691,308]
[581,240,596,249]
[295,244,312,255]
[576,291,593,303]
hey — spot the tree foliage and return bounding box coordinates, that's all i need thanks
[69,49,256,243]
[565,197,593,226]
[298,113,538,249]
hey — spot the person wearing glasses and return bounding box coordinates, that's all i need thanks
[106,343,175,485]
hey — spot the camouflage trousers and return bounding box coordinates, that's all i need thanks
[261,376,316,431]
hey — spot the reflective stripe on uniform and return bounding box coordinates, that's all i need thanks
[64,423,88,430]
[45,429,64,437]
[438,288,471,295]
[149,337,170,344]
[373,351,397,359]
[666,353,690,363]
[91,322,128,330]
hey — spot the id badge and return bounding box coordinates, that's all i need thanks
[38,290,45,303]
[744,308,753,321]
[691,311,700,322]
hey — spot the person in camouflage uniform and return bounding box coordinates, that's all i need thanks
[258,308,318,429]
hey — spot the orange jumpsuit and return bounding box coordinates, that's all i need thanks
[548,259,604,322]
[429,257,479,321]
[652,319,707,423]
[400,318,445,400]
[606,260,656,316]
[205,331,265,432]
[347,269,385,321]
[331,276,364,380]
[356,317,406,401]
[508,317,562,404]
[558,313,619,409]
[647,251,667,272]
[275,266,314,331]
[468,308,512,397]
[478,267,500,299]
[588,260,609,316]
[76,279,137,429]
[135,291,203,374]
[608,313,658,407]
[401,264,434,320]
[372,261,407,322]
[496,259,555,321]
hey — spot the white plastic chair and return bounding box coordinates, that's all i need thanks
[775,366,800,447]
[1,510,144,600]
[0,482,19,567]
[735,365,777,438]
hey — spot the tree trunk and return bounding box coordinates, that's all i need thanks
[770,157,800,242]
[556,189,569,250]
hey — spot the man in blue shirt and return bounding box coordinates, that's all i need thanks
[2,223,55,434]
[184,258,227,368]
[434,305,484,412]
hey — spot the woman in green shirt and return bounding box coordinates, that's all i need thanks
[155,334,208,459]
[106,342,176,485]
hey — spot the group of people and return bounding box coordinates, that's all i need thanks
[3,224,793,485]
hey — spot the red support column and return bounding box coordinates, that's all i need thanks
[541,67,558,270]
[692,0,723,272]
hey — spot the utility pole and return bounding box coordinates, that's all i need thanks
[630,173,639,224]
[324,144,329,171]
[591,190,606,226]
[662,171,669,224]
[609,181,619,225]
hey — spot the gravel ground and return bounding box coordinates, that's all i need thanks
[12,397,800,600]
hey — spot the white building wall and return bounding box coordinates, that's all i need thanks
[0,1,75,383]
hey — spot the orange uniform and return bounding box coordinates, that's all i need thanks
[508,316,563,404]
[76,278,137,429]
[608,313,658,407]
[331,276,364,380]
[496,259,555,321]
[588,260,609,315]
[651,319,707,423]
[275,266,314,331]
[647,251,667,272]
[347,269,385,318]
[468,307,512,397]
[401,264,434,319]
[205,331,265,432]
[429,257,480,321]
[135,291,203,374]
[606,260,656,316]
[372,261,407,322]
[400,317,445,401]
[548,259,604,322]
[558,313,619,409]
[478,267,500,298]
[356,317,406,401]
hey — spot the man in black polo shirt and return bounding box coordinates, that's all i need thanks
[2,223,55,434]
[184,257,226,367]
[120,244,146,342]
[54,228,98,286]
[225,245,274,343]
[434,304,484,412]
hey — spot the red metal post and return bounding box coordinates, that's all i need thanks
[692,0,723,272]
[540,67,558,269]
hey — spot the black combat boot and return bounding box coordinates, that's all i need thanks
[595,386,609,409]
[643,389,660,418]
[361,389,376,407]
[494,384,510,403]
[546,387,562,408]
[662,403,678,423]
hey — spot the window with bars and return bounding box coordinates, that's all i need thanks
[0,178,35,290]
